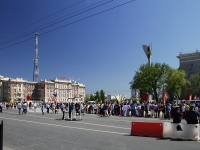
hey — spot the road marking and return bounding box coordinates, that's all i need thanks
[0,117,128,135]
[2,111,130,129]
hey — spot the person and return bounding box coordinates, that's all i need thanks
[0,102,2,113]
[60,103,66,119]
[46,103,50,113]
[172,106,182,123]
[185,104,200,124]
[166,103,171,120]
[41,104,45,115]
[69,103,74,119]
[80,102,85,116]
[22,102,27,115]
[17,102,22,115]
[34,103,37,113]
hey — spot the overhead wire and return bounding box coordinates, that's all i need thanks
[0,0,135,51]
[0,0,85,40]
[0,0,106,46]
[0,0,113,47]
[0,0,114,46]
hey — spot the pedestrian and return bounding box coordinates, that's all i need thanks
[80,102,85,116]
[61,103,66,120]
[0,102,3,113]
[17,102,22,115]
[41,104,45,115]
[22,102,27,115]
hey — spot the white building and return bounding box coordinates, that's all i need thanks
[0,75,85,103]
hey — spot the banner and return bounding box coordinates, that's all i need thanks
[163,92,167,105]
[189,94,192,100]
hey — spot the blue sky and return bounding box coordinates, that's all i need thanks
[1,0,200,98]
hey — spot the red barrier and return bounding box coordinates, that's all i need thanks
[130,121,163,138]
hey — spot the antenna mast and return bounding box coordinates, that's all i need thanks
[33,32,40,82]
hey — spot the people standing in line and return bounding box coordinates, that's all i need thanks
[17,102,22,115]
[41,104,45,115]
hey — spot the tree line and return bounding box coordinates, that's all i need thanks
[130,62,200,102]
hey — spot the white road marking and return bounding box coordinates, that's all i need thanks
[0,117,128,135]
[3,111,130,130]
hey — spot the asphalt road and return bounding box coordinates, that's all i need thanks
[0,109,199,150]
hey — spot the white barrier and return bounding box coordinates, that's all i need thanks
[197,126,200,142]
[163,122,199,141]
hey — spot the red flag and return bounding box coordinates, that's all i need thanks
[189,94,192,100]
[163,92,167,105]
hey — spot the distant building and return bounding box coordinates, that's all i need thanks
[177,50,200,79]
[177,50,200,99]
[0,75,85,103]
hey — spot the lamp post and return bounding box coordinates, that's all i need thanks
[142,44,152,65]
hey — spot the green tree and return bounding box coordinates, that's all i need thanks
[90,94,96,101]
[4,97,11,103]
[100,89,105,102]
[85,94,91,102]
[94,91,100,102]
[165,68,188,101]
[130,62,170,102]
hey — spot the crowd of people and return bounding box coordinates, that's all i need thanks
[1,100,200,124]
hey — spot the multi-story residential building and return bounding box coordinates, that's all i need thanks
[0,75,85,103]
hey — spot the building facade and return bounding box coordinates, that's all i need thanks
[177,50,200,78]
[177,50,200,99]
[0,75,85,103]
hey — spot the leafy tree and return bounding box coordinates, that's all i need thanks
[130,62,170,102]
[4,97,11,103]
[90,94,96,101]
[99,89,105,102]
[165,68,188,101]
[85,94,90,101]
[94,91,100,102]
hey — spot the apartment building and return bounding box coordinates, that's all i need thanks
[0,75,85,103]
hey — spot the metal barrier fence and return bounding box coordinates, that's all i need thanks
[0,120,3,150]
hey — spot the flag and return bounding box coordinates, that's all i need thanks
[163,92,167,105]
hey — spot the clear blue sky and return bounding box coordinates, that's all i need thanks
[1,0,200,98]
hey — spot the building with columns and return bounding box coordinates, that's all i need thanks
[0,75,85,103]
